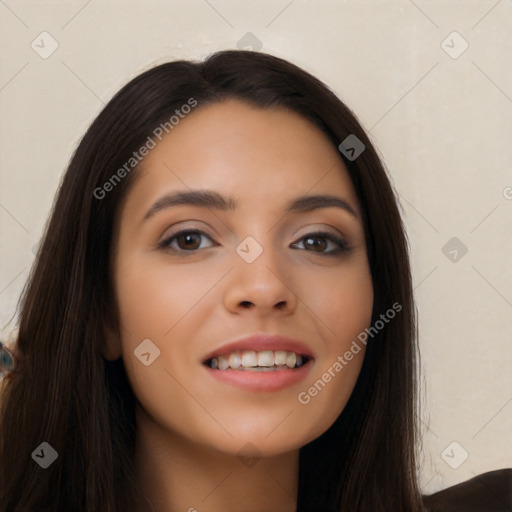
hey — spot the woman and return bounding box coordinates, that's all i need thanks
[0,49,427,511]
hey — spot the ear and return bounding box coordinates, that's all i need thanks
[102,322,122,361]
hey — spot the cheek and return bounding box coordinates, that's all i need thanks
[304,257,374,343]
[291,259,373,439]
[113,257,205,437]
[294,349,366,444]
[115,253,220,339]
[113,254,231,432]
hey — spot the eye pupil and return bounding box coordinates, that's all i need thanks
[178,233,201,250]
[305,236,327,252]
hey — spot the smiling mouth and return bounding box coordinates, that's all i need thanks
[204,350,311,371]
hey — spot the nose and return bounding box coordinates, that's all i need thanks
[223,240,297,317]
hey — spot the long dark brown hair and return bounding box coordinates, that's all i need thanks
[0,50,427,511]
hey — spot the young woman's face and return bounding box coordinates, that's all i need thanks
[108,100,373,458]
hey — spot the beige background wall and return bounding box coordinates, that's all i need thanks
[1,0,511,494]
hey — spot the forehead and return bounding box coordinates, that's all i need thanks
[124,100,358,215]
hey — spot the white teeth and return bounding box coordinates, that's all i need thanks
[218,355,229,370]
[274,351,287,365]
[286,352,297,368]
[229,353,241,369]
[241,351,258,367]
[257,350,274,367]
[208,350,308,370]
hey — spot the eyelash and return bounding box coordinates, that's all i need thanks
[157,229,350,256]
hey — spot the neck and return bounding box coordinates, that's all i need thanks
[133,405,299,512]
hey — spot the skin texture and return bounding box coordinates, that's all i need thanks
[105,100,374,512]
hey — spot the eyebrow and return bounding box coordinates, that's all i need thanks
[143,189,358,221]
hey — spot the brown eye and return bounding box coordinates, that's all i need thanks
[176,232,202,250]
[158,229,215,252]
[303,235,328,252]
[291,231,349,255]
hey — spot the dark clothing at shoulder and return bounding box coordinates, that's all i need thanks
[422,468,512,512]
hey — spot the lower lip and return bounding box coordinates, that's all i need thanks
[203,361,313,392]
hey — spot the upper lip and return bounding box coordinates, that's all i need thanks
[202,333,315,362]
